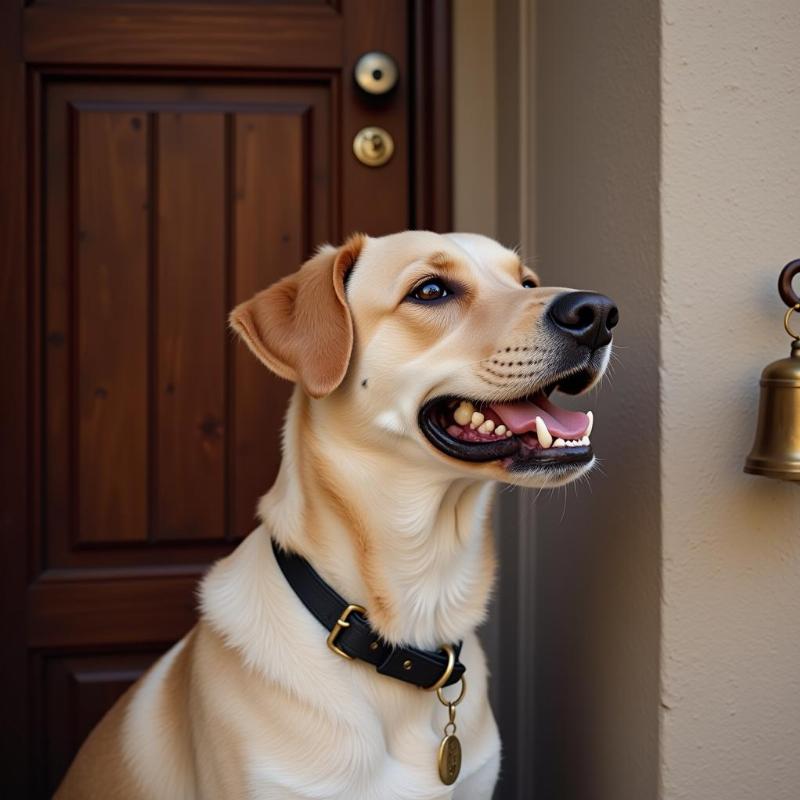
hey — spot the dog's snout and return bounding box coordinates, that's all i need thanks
[548,291,618,349]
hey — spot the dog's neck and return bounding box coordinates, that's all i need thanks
[259,393,497,650]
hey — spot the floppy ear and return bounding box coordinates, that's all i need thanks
[230,234,365,399]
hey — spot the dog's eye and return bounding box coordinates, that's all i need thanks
[522,278,537,288]
[410,280,450,302]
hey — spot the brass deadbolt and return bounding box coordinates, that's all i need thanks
[353,127,394,167]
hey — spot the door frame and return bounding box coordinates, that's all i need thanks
[0,1,452,791]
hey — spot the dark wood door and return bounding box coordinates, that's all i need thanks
[0,2,451,795]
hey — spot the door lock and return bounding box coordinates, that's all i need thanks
[353,127,394,167]
[354,51,399,96]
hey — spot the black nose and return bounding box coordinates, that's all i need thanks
[548,291,619,349]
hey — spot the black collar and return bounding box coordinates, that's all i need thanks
[272,539,465,690]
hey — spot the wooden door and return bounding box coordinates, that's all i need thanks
[0,2,451,795]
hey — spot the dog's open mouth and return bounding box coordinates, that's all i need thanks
[419,379,595,471]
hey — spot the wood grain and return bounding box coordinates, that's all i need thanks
[231,112,304,537]
[77,110,150,544]
[24,4,343,68]
[41,650,163,796]
[28,571,202,649]
[156,112,227,541]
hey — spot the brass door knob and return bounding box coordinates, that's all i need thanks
[353,127,394,167]
[354,51,399,96]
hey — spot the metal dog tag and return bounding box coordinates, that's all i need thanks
[437,732,462,785]
[434,666,466,785]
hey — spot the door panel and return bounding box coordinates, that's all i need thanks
[39,650,162,796]
[155,111,228,542]
[76,109,151,545]
[0,1,452,795]
[43,80,331,570]
[24,4,344,68]
[29,573,201,650]
[231,109,310,537]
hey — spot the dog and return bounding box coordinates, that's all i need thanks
[57,231,617,799]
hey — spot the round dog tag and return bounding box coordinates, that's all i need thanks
[437,733,462,785]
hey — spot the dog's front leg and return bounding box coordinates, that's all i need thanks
[453,751,500,800]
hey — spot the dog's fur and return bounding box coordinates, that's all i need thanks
[57,231,610,799]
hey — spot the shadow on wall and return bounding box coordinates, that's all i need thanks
[532,0,661,798]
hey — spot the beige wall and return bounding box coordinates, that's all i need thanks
[660,1,800,798]
[533,1,662,797]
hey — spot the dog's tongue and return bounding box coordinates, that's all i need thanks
[490,396,589,439]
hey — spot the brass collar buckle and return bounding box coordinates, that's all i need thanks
[272,539,465,690]
[426,642,457,691]
[326,603,366,660]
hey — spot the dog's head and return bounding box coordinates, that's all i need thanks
[231,231,617,489]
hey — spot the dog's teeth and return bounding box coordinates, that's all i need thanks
[505,430,513,437]
[535,416,553,449]
[581,435,590,446]
[553,437,566,448]
[471,411,485,428]
[495,424,506,436]
[585,411,594,437]
[478,420,494,434]
[565,440,576,447]
[453,401,475,426]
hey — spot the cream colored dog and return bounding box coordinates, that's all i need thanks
[57,231,617,799]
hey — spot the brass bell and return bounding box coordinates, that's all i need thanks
[744,259,800,480]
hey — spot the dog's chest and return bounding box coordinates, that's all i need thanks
[207,636,502,800]
[194,531,501,799]
[242,704,497,800]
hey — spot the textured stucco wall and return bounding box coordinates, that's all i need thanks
[533,1,662,798]
[660,2,800,798]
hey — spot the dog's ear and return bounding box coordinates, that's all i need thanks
[230,234,365,399]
